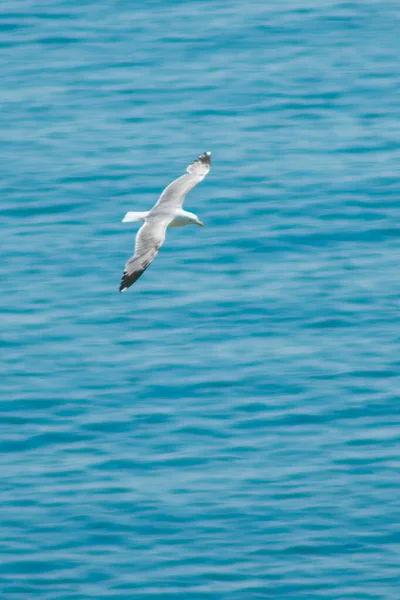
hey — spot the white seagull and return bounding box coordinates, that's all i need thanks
[119,151,211,292]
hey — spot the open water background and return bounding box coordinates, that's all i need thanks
[1,0,400,598]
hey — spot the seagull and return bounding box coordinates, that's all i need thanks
[119,151,211,292]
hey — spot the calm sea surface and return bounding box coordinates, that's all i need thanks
[1,1,399,598]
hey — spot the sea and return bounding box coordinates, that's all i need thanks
[1,1,399,598]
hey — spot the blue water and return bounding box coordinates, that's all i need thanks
[1,0,400,598]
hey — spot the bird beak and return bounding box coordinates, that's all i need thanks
[197,221,204,227]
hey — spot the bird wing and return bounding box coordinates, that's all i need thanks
[119,219,168,292]
[149,151,211,217]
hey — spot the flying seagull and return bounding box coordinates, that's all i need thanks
[119,151,211,292]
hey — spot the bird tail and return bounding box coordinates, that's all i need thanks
[121,211,149,223]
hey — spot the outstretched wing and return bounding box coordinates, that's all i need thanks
[149,151,211,217]
[119,220,168,292]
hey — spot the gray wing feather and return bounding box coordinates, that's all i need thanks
[119,220,168,292]
[149,151,211,216]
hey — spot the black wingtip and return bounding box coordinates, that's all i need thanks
[198,151,211,165]
[119,270,130,293]
[119,266,147,292]
[119,273,127,293]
